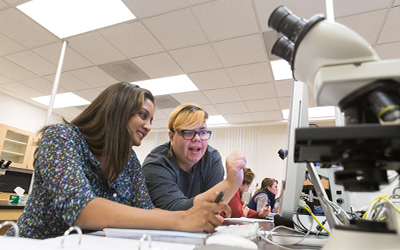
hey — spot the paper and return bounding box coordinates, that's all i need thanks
[104,228,207,246]
[223,217,273,223]
[1,234,197,250]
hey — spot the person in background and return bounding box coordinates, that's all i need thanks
[222,168,270,218]
[143,103,246,211]
[273,180,285,212]
[7,83,230,239]
[248,178,279,213]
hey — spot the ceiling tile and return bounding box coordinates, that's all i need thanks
[143,8,208,50]
[5,50,57,76]
[100,22,164,58]
[223,113,254,123]
[153,119,168,128]
[55,107,83,117]
[274,79,294,97]
[159,108,176,117]
[0,73,13,84]
[19,77,67,95]
[213,34,267,67]
[395,0,400,6]
[245,98,279,112]
[44,72,93,92]
[337,10,386,45]
[0,86,25,99]
[0,33,25,56]
[32,43,93,71]
[202,87,242,104]
[192,0,259,41]
[188,69,234,91]
[201,104,220,116]
[226,62,274,86]
[169,44,223,72]
[123,0,209,19]
[375,41,400,60]
[68,67,118,88]
[0,57,37,81]
[378,6,400,44]
[171,91,210,105]
[0,1,7,8]
[72,88,101,102]
[131,52,184,79]
[68,32,127,65]
[0,8,58,49]
[0,82,44,98]
[251,110,283,121]
[153,108,169,121]
[332,0,392,18]
[214,102,249,114]
[278,96,291,110]
[236,82,276,100]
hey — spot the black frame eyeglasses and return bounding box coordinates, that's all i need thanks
[178,130,212,140]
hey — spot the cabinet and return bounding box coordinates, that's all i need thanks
[0,124,37,170]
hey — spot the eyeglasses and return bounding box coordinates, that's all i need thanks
[178,130,212,140]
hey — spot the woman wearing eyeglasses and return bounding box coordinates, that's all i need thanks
[142,103,246,211]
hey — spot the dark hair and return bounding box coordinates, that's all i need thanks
[37,82,154,182]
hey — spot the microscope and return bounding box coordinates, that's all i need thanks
[269,6,400,250]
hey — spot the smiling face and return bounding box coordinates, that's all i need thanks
[128,98,154,147]
[169,122,208,172]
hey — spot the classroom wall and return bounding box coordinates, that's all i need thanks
[0,92,63,133]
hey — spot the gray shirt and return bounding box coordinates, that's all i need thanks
[142,142,224,211]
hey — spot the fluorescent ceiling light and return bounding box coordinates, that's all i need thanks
[133,75,198,96]
[282,106,336,120]
[17,0,136,38]
[207,115,228,125]
[32,92,90,108]
[270,60,293,80]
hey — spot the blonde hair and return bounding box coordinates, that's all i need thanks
[168,103,208,156]
[168,103,208,132]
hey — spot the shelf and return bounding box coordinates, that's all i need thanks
[0,150,24,156]
[4,138,27,146]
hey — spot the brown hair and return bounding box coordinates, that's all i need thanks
[254,178,278,194]
[37,82,154,182]
[243,168,255,185]
[167,103,208,157]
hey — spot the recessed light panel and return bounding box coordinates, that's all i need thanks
[132,75,198,96]
[207,115,228,125]
[17,0,136,38]
[32,92,90,108]
[270,60,293,80]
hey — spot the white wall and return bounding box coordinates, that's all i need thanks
[0,92,63,133]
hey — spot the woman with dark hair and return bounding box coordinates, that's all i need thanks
[222,168,270,218]
[7,83,230,239]
[248,178,279,212]
[143,103,246,211]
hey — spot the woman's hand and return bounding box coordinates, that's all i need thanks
[177,192,231,233]
[225,150,246,187]
[257,203,271,218]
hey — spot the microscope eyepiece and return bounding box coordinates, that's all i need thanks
[268,6,307,43]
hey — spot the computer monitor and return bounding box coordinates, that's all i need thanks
[276,81,309,224]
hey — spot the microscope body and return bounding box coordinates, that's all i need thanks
[268,6,400,249]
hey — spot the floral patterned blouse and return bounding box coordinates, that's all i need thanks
[7,124,154,239]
